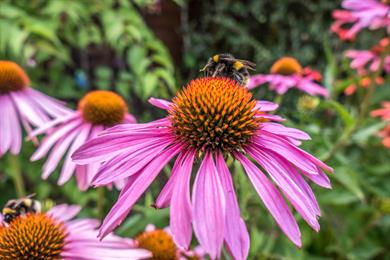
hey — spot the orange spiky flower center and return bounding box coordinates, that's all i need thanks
[381,0,390,5]
[0,213,66,259]
[169,77,260,152]
[78,90,128,126]
[270,57,303,76]
[136,229,177,260]
[0,61,30,94]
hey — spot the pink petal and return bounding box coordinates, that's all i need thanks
[31,117,84,161]
[254,100,279,112]
[170,150,196,249]
[148,97,173,110]
[254,133,319,175]
[192,152,226,259]
[261,122,311,141]
[246,147,320,231]
[154,153,186,209]
[58,123,92,185]
[92,136,174,186]
[42,127,81,179]
[216,152,249,260]
[235,152,302,247]
[0,96,14,155]
[98,144,182,238]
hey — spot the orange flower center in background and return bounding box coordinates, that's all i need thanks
[0,61,30,94]
[136,229,177,260]
[78,90,128,126]
[270,57,303,75]
[0,214,66,259]
[170,77,260,152]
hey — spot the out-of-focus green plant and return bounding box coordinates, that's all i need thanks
[0,0,176,105]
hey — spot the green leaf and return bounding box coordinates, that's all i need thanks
[332,166,365,202]
[321,100,355,129]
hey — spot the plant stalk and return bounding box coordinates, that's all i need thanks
[8,154,26,198]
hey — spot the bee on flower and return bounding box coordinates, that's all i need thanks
[73,76,333,259]
[0,203,151,259]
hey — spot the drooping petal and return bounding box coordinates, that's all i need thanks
[58,123,92,185]
[246,147,320,231]
[7,96,22,154]
[170,150,196,249]
[154,153,186,209]
[0,96,14,155]
[216,152,249,260]
[92,136,174,186]
[192,152,226,259]
[98,144,182,238]
[253,133,319,175]
[235,152,302,247]
[42,126,81,179]
[31,117,84,161]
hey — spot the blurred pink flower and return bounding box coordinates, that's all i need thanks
[30,90,136,191]
[345,38,390,74]
[135,224,205,260]
[248,57,329,97]
[376,124,390,148]
[371,102,390,120]
[0,204,151,259]
[371,102,390,148]
[331,0,390,41]
[73,77,333,259]
[344,75,384,96]
[0,60,70,157]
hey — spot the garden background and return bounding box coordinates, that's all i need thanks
[0,0,389,259]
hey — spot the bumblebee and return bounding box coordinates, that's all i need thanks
[2,194,41,224]
[200,53,256,86]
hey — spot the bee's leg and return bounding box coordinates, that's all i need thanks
[234,73,244,85]
[213,63,225,77]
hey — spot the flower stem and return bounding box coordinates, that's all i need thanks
[96,187,105,219]
[323,36,390,163]
[8,154,26,198]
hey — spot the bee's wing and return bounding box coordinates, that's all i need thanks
[218,57,256,70]
[238,60,256,70]
[13,194,36,207]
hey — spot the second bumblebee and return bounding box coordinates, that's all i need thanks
[200,53,256,86]
[2,194,41,224]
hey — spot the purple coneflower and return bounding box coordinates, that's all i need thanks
[135,224,204,260]
[73,77,333,259]
[345,38,390,74]
[0,204,150,259]
[0,60,70,157]
[248,57,329,97]
[331,0,390,41]
[30,90,136,190]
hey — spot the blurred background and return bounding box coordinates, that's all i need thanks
[0,0,389,259]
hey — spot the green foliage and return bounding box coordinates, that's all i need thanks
[1,1,390,260]
[0,0,176,107]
